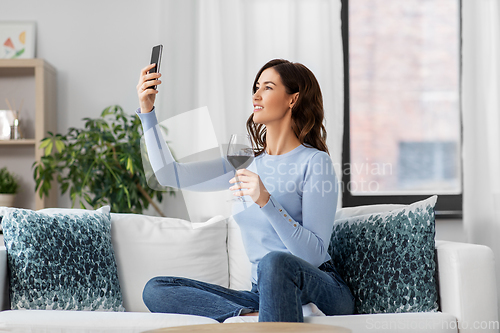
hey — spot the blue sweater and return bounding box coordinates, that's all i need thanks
[137,109,338,284]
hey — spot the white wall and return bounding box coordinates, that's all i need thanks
[435,219,467,243]
[1,0,163,130]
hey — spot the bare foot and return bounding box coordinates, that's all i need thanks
[240,312,259,316]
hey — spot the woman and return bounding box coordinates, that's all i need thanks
[135,59,355,322]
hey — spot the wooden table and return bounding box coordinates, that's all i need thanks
[144,322,351,333]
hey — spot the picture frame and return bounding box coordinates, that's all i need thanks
[0,21,36,59]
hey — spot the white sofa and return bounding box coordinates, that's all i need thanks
[0,211,497,333]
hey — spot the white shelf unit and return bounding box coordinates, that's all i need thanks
[0,59,58,209]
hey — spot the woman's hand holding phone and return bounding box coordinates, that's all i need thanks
[137,63,162,113]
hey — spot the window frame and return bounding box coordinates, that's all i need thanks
[340,0,463,219]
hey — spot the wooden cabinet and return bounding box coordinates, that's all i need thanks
[0,59,57,209]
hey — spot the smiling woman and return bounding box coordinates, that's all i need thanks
[136,57,354,323]
[252,71,288,126]
[248,59,328,157]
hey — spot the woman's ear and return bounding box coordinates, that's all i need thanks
[290,93,299,108]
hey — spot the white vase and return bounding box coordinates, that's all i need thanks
[0,194,15,207]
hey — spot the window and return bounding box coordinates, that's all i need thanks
[341,0,462,218]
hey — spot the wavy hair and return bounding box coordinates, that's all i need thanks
[246,59,329,156]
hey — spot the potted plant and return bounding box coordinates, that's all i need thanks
[0,167,19,207]
[33,105,174,216]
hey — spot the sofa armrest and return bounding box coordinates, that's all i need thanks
[0,246,8,310]
[436,240,498,333]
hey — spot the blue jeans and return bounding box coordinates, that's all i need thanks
[142,251,355,322]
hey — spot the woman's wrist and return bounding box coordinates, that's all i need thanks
[140,105,153,113]
[257,191,270,208]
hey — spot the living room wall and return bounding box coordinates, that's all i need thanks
[1,0,161,131]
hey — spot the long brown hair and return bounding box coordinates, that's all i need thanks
[246,59,329,156]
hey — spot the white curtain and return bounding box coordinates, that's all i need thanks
[155,0,344,221]
[462,0,500,314]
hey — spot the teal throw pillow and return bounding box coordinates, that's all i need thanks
[2,206,125,311]
[329,196,439,314]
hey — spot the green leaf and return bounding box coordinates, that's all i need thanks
[61,182,69,194]
[126,157,134,174]
[55,139,65,153]
[121,184,131,209]
[101,106,112,117]
[39,138,52,149]
[44,141,54,156]
[84,193,92,206]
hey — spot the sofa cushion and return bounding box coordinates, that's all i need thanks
[1,206,125,311]
[110,213,229,312]
[227,216,253,291]
[329,196,439,314]
[0,310,218,333]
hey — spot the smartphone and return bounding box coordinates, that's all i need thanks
[148,44,163,89]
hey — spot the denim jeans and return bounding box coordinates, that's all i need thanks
[142,251,355,322]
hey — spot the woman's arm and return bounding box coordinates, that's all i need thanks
[136,64,234,192]
[260,152,337,266]
[137,108,234,192]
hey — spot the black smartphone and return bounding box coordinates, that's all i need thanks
[148,44,163,89]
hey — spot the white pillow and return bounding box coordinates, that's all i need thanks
[110,213,229,312]
[227,216,252,291]
[335,204,406,220]
[37,206,111,216]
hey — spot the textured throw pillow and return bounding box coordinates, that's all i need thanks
[329,196,439,314]
[0,205,10,232]
[2,206,125,311]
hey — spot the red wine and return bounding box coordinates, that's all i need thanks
[227,155,253,170]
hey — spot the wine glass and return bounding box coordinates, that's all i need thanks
[227,134,255,202]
